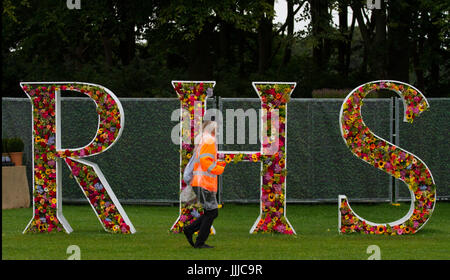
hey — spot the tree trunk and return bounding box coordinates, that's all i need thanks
[282,0,295,66]
[257,0,275,75]
[428,12,441,96]
[187,22,215,80]
[117,1,136,66]
[309,0,331,70]
[372,0,387,78]
[101,36,113,68]
[218,20,232,65]
[412,9,425,90]
[387,1,411,82]
[338,0,348,78]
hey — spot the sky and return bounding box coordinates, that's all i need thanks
[273,0,355,33]
[273,0,308,32]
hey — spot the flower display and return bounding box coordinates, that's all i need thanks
[217,153,262,164]
[171,82,295,235]
[339,81,436,235]
[21,83,133,234]
[218,83,296,235]
[251,83,295,234]
[171,81,215,234]
[65,158,132,233]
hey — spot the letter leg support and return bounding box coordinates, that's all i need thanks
[65,158,136,234]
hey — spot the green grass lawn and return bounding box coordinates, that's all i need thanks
[2,202,450,260]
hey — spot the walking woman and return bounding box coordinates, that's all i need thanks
[184,120,226,248]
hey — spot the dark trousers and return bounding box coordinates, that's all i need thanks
[185,208,218,247]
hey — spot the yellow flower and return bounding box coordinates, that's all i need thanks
[225,155,232,163]
[376,225,385,234]
[268,193,275,202]
[51,198,57,204]
[252,154,258,162]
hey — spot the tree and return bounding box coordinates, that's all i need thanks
[350,0,387,79]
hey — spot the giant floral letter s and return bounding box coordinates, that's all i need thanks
[21,82,135,234]
[338,80,436,235]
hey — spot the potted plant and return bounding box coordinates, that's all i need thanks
[7,137,24,166]
[2,138,13,165]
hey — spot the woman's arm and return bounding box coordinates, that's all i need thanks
[199,142,225,175]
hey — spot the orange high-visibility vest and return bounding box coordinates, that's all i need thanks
[191,134,224,192]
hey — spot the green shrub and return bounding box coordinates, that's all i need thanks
[7,138,24,152]
[312,88,399,98]
[312,88,353,98]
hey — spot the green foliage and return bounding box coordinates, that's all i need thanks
[2,138,8,153]
[311,88,402,98]
[312,88,352,98]
[7,137,24,152]
[2,0,448,99]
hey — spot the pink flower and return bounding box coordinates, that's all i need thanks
[71,165,81,176]
[275,224,285,233]
[272,184,281,193]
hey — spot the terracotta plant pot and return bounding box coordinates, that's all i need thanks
[9,152,23,166]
